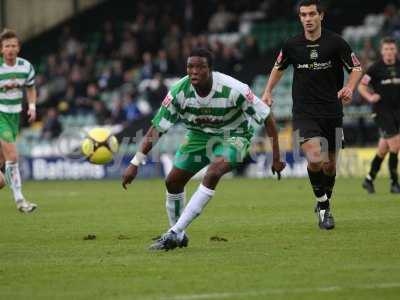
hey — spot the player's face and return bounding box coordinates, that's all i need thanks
[1,38,20,62]
[299,5,323,33]
[381,43,398,62]
[187,56,211,87]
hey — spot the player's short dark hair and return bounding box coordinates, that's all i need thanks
[0,28,19,44]
[297,0,324,14]
[188,48,213,69]
[380,37,397,48]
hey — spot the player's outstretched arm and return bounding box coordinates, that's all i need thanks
[358,75,381,103]
[262,68,284,106]
[265,114,286,179]
[122,126,161,190]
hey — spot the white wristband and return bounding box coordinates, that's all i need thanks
[130,152,147,166]
[28,103,36,111]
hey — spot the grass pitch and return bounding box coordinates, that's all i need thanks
[0,178,399,300]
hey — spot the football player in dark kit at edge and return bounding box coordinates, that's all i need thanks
[262,0,362,230]
[360,37,400,194]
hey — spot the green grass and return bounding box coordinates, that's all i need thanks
[0,178,399,300]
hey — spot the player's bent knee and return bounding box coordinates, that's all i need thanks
[203,165,228,188]
[323,162,336,174]
[5,157,18,164]
[165,176,185,194]
[206,163,227,179]
[377,149,388,158]
[203,170,221,183]
[308,161,322,171]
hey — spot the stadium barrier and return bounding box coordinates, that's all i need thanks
[19,148,387,180]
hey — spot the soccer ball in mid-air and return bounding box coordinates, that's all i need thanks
[81,127,119,164]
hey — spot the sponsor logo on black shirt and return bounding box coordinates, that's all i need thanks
[296,61,332,70]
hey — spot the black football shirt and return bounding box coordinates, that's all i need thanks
[274,29,361,119]
[363,60,400,114]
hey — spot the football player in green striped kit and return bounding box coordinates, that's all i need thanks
[122,48,286,250]
[0,29,37,213]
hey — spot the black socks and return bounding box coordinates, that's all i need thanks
[307,168,325,198]
[368,155,384,181]
[323,172,336,200]
[389,152,398,185]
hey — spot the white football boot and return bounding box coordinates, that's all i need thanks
[16,199,37,213]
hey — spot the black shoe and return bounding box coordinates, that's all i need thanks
[316,206,335,230]
[177,233,189,248]
[149,231,179,251]
[390,182,400,193]
[362,179,375,194]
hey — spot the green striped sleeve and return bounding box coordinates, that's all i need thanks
[239,87,270,125]
[26,64,36,86]
[151,92,179,133]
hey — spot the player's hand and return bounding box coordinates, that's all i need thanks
[122,164,138,190]
[369,93,381,103]
[271,160,286,180]
[27,109,36,123]
[262,91,274,107]
[337,86,353,104]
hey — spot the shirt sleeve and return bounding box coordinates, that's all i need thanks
[151,91,180,133]
[25,63,36,87]
[338,37,362,73]
[274,42,291,70]
[360,65,375,85]
[237,85,271,125]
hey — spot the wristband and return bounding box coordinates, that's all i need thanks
[130,152,146,166]
[29,103,36,111]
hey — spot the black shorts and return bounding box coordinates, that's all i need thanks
[293,117,344,153]
[375,111,400,138]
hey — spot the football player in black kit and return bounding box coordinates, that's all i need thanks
[262,0,362,230]
[359,37,400,194]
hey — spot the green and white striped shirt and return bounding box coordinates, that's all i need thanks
[152,72,270,137]
[0,57,35,113]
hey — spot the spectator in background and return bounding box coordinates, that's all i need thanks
[93,101,111,125]
[131,13,146,36]
[140,52,155,80]
[41,108,62,140]
[184,0,194,33]
[123,91,142,123]
[62,84,77,113]
[44,54,58,78]
[155,50,173,76]
[197,34,209,49]
[163,24,182,52]
[120,30,139,70]
[75,82,97,113]
[168,44,186,75]
[242,35,260,59]
[27,0,286,133]
[147,73,168,111]
[208,4,236,33]
[99,31,116,58]
[69,64,86,97]
[143,18,160,53]
[110,98,126,125]
[360,38,377,68]
[382,4,400,37]
[215,46,240,75]
[108,60,124,89]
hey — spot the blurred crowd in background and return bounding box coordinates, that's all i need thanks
[16,0,400,146]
